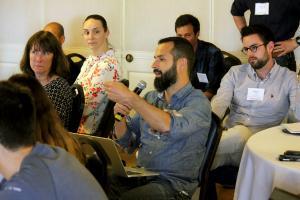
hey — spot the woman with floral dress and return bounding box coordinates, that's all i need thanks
[75,14,121,134]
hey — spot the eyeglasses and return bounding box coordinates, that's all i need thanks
[241,44,265,55]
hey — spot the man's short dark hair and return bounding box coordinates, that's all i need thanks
[175,14,200,35]
[241,24,275,44]
[0,81,36,150]
[158,37,195,76]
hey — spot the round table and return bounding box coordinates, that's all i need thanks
[234,124,300,200]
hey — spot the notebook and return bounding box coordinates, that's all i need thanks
[282,123,300,134]
[75,134,159,178]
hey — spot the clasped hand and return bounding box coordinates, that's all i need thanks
[273,38,298,57]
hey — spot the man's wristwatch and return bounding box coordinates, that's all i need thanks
[296,36,300,46]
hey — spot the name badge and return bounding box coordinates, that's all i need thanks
[197,73,209,83]
[247,88,264,101]
[255,3,269,15]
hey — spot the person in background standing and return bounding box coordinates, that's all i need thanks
[231,0,300,71]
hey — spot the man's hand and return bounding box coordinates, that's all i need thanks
[273,39,298,57]
[204,91,214,101]
[114,103,131,117]
[104,81,134,108]
[104,81,133,138]
[233,16,247,32]
[105,81,171,133]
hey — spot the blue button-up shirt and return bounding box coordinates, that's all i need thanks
[118,83,211,194]
[212,62,297,133]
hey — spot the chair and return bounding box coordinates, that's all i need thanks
[218,51,241,121]
[209,164,239,189]
[68,84,85,133]
[94,79,129,138]
[73,133,109,192]
[205,130,239,199]
[197,112,222,200]
[221,51,242,73]
[66,53,86,84]
[205,52,241,196]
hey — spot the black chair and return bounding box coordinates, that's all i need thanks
[205,52,241,195]
[209,164,239,189]
[73,133,108,192]
[94,79,129,138]
[66,53,86,84]
[222,51,242,73]
[68,84,85,133]
[197,112,222,200]
[206,131,239,199]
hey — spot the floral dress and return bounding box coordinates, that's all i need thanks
[75,49,120,134]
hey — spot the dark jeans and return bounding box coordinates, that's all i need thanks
[275,52,297,72]
[107,176,177,200]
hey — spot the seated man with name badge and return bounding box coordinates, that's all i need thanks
[211,24,298,169]
[175,14,226,100]
[104,37,211,199]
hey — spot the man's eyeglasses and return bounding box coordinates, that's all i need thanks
[241,44,265,55]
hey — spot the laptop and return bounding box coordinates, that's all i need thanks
[74,134,159,178]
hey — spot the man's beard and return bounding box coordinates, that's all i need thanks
[249,53,269,70]
[154,64,177,92]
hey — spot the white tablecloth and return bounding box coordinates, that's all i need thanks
[234,125,300,200]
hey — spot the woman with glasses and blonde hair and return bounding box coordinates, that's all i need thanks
[75,14,121,134]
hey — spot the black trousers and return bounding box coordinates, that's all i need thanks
[107,176,177,200]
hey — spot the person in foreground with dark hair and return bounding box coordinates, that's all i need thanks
[104,37,211,199]
[0,81,107,199]
[175,14,225,100]
[9,73,85,164]
[211,24,298,169]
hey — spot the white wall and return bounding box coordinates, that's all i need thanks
[43,0,123,50]
[0,0,299,81]
[124,0,211,51]
[0,0,123,80]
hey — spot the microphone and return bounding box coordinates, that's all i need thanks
[114,80,147,121]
